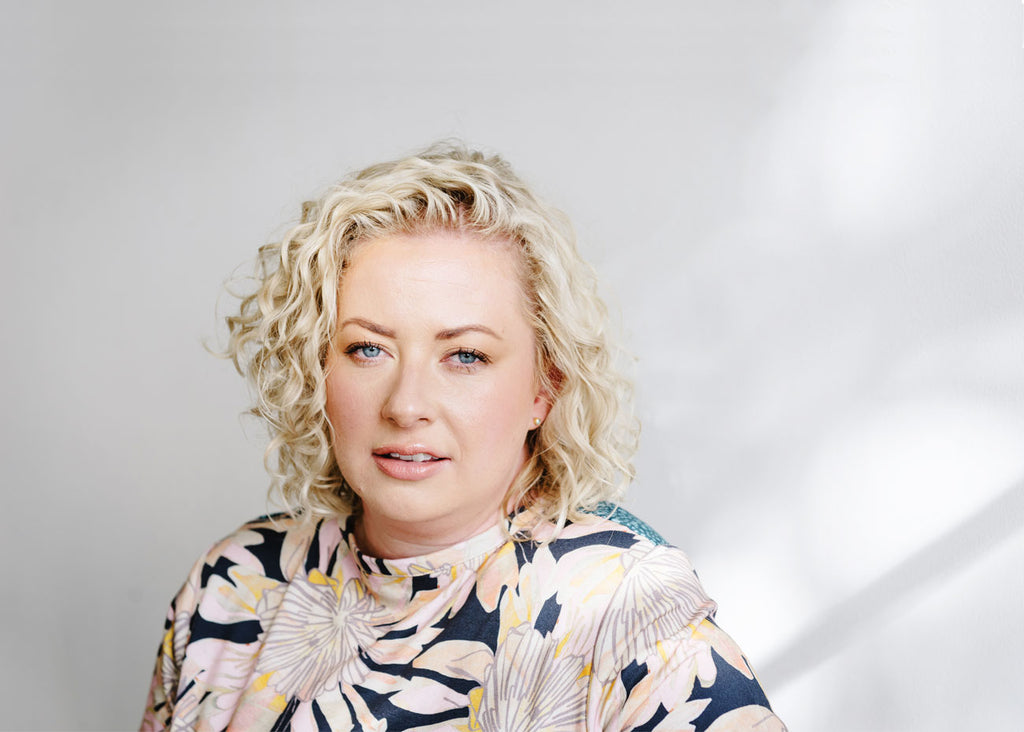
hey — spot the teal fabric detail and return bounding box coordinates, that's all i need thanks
[587,502,668,546]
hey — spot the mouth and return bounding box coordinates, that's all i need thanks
[372,448,449,481]
[379,452,444,463]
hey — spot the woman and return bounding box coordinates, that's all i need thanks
[142,145,785,731]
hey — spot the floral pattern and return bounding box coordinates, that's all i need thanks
[141,505,782,731]
[255,571,385,699]
[474,624,588,732]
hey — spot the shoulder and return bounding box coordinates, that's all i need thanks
[525,502,670,559]
[159,512,349,657]
[203,513,316,570]
[540,503,704,587]
[543,504,718,662]
[174,512,344,606]
[526,503,716,629]
[585,501,671,547]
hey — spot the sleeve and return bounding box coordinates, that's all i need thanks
[616,617,785,731]
[139,554,206,731]
[589,545,785,731]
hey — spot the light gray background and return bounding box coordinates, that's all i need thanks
[2,1,1023,729]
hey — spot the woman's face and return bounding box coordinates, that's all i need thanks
[324,230,549,558]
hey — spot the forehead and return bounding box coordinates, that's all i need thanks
[338,230,531,320]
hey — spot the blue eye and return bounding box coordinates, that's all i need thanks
[346,342,383,360]
[451,349,487,366]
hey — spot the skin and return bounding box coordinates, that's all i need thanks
[324,230,550,559]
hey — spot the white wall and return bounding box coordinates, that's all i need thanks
[2,1,1022,729]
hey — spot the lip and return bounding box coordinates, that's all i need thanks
[372,445,449,481]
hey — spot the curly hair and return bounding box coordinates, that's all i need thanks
[225,143,638,535]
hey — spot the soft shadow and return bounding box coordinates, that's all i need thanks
[762,476,1024,687]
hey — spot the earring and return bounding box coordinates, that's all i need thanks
[533,417,542,427]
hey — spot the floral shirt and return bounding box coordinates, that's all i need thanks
[141,505,784,731]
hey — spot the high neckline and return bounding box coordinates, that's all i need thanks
[344,515,510,579]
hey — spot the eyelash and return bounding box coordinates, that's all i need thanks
[343,342,490,370]
[345,341,385,361]
[446,348,489,370]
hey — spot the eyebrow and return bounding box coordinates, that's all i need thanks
[340,318,501,341]
[339,318,396,338]
[436,324,502,341]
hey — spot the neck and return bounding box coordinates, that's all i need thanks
[353,509,505,559]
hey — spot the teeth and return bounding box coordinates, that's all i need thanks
[387,452,435,462]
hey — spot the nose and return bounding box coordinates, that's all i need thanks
[380,360,435,427]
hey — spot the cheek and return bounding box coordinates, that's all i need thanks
[325,374,374,440]
[454,376,535,445]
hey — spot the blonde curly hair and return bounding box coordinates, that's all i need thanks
[225,143,638,534]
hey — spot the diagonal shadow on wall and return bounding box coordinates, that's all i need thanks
[761,476,1024,687]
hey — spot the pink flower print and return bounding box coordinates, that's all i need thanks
[599,547,715,672]
[256,570,386,701]
[476,624,587,731]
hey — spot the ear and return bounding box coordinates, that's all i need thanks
[530,389,553,429]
